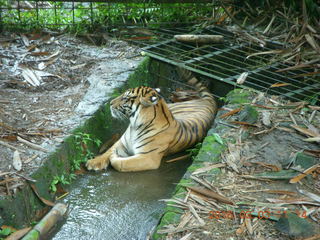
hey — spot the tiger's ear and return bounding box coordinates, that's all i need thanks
[140,94,159,106]
[154,88,161,93]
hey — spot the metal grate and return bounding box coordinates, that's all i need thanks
[133,26,319,103]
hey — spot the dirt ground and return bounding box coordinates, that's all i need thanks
[0,32,141,194]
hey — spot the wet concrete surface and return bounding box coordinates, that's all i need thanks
[51,158,191,240]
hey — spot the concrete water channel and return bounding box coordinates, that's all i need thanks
[49,58,202,239]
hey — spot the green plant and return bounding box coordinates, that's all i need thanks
[187,142,202,159]
[73,132,102,171]
[0,227,13,239]
[50,173,76,192]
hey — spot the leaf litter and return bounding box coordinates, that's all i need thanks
[158,90,320,240]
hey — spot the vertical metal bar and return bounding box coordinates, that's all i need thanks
[35,0,39,23]
[72,1,75,26]
[90,2,93,28]
[17,0,21,22]
[54,1,57,27]
[0,0,2,31]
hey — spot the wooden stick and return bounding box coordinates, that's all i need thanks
[17,136,49,152]
[187,186,235,205]
[21,203,67,240]
[166,153,190,163]
[174,34,224,44]
[0,140,25,153]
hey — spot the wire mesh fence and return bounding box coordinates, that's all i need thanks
[0,0,213,30]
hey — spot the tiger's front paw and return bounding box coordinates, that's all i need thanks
[86,156,109,171]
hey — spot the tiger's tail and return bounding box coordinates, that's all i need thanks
[177,67,214,102]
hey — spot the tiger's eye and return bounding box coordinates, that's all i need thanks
[150,96,157,102]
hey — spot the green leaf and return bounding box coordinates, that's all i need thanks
[212,133,224,145]
[0,228,12,236]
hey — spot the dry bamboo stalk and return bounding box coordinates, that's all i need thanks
[166,153,190,163]
[17,136,49,152]
[0,140,26,153]
[187,186,235,205]
[22,203,67,240]
[174,34,224,44]
[188,203,205,225]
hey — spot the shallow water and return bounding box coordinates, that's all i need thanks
[51,158,190,240]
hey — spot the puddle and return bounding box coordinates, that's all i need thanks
[51,158,191,240]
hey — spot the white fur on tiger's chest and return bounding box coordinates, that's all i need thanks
[120,126,139,157]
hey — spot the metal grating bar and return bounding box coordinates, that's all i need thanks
[283,83,320,98]
[185,44,246,64]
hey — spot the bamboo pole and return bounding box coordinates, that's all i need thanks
[22,203,67,240]
[174,35,224,44]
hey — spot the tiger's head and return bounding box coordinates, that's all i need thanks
[110,86,161,120]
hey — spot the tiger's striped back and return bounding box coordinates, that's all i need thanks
[166,69,217,154]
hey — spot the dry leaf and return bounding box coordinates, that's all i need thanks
[192,163,226,175]
[261,110,271,126]
[297,188,320,203]
[290,164,320,184]
[219,107,242,119]
[21,68,42,86]
[303,137,320,143]
[187,186,235,205]
[236,72,248,85]
[236,222,246,235]
[305,34,320,53]
[246,49,283,59]
[12,150,22,171]
[253,162,282,171]
[270,82,290,88]
[20,34,30,47]
[290,124,319,138]
[245,218,253,235]
[30,183,55,207]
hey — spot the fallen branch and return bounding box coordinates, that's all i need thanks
[0,140,26,153]
[17,136,49,152]
[174,35,224,44]
[187,186,235,205]
[21,203,67,240]
[166,153,190,163]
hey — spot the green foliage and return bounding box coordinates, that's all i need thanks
[73,132,102,170]
[0,2,213,32]
[186,142,202,159]
[50,173,76,192]
[225,89,251,104]
[0,227,13,239]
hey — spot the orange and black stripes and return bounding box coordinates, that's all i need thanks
[109,73,217,159]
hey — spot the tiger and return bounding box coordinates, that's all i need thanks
[86,69,217,172]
